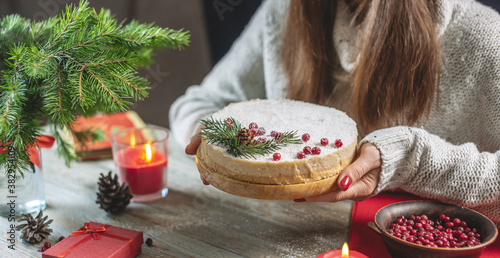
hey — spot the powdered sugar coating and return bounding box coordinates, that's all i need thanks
[211,99,357,162]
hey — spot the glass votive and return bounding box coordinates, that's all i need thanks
[111,126,169,202]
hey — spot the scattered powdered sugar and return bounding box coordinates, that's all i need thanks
[211,99,357,162]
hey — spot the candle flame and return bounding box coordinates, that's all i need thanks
[145,142,152,163]
[130,134,136,148]
[342,242,349,257]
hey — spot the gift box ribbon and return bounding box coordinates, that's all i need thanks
[57,223,135,257]
[0,135,55,168]
[28,135,55,168]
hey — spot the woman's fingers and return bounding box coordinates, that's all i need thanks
[296,143,382,203]
[303,168,380,202]
[337,143,381,191]
[185,127,202,155]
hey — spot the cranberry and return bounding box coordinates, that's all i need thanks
[387,213,482,248]
[311,147,321,155]
[334,139,343,148]
[303,146,312,154]
[44,242,51,249]
[249,122,258,129]
[274,132,283,140]
[40,246,47,252]
[59,236,65,242]
[250,129,258,136]
[273,153,281,161]
[302,133,310,142]
[271,131,278,137]
[257,127,266,136]
[225,118,233,126]
[297,152,305,159]
[257,137,266,143]
[320,138,329,146]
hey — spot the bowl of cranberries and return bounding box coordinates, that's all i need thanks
[374,201,498,258]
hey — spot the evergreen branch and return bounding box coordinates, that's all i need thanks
[85,68,118,103]
[0,0,190,176]
[200,117,301,159]
[57,63,62,112]
[109,71,139,91]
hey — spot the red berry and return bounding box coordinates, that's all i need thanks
[257,127,266,135]
[146,238,153,246]
[274,132,283,140]
[249,122,258,129]
[271,131,278,137]
[257,137,266,144]
[297,152,305,159]
[311,147,321,155]
[250,129,257,136]
[334,139,343,148]
[302,133,310,142]
[453,218,461,226]
[273,153,281,161]
[225,118,233,126]
[59,236,65,242]
[303,146,312,154]
[40,246,47,252]
[320,138,329,146]
[44,242,51,249]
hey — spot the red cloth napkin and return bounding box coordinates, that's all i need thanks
[349,192,500,258]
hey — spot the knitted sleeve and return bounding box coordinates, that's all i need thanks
[169,1,271,147]
[361,126,500,223]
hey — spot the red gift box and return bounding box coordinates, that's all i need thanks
[42,222,143,258]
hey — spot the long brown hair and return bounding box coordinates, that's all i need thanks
[282,0,442,135]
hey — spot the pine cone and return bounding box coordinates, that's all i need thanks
[96,171,132,213]
[237,128,255,145]
[15,211,53,244]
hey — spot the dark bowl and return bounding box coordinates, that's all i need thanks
[374,201,498,258]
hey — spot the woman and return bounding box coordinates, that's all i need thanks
[170,0,500,223]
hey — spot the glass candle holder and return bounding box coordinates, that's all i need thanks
[111,126,169,202]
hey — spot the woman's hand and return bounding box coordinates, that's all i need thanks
[297,143,382,203]
[185,126,210,185]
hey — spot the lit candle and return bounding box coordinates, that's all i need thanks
[115,140,167,196]
[317,243,368,258]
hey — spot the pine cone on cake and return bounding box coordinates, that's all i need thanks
[16,211,53,244]
[237,128,255,145]
[96,171,132,214]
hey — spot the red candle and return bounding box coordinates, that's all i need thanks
[116,144,167,195]
[317,243,368,258]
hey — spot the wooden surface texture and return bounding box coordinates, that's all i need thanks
[0,132,352,257]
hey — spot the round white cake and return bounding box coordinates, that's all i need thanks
[196,99,358,199]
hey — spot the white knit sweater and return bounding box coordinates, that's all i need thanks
[170,0,500,223]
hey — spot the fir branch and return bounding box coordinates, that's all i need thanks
[200,117,301,159]
[0,0,190,176]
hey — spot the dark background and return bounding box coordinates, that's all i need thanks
[0,0,498,129]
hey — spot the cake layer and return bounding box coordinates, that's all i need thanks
[199,99,358,185]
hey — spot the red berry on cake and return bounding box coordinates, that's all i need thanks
[334,139,343,148]
[257,137,266,143]
[303,146,312,154]
[302,133,310,142]
[312,147,321,155]
[297,152,305,159]
[275,132,283,140]
[271,131,278,137]
[257,127,266,135]
[249,122,258,129]
[273,153,281,161]
[250,129,258,136]
[320,138,329,146]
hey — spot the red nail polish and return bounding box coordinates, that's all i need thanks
[340,176,351,191]
[293,198,306,202]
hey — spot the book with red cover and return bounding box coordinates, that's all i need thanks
[66,111,146,161]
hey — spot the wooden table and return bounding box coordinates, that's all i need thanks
[0,132,353,257]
